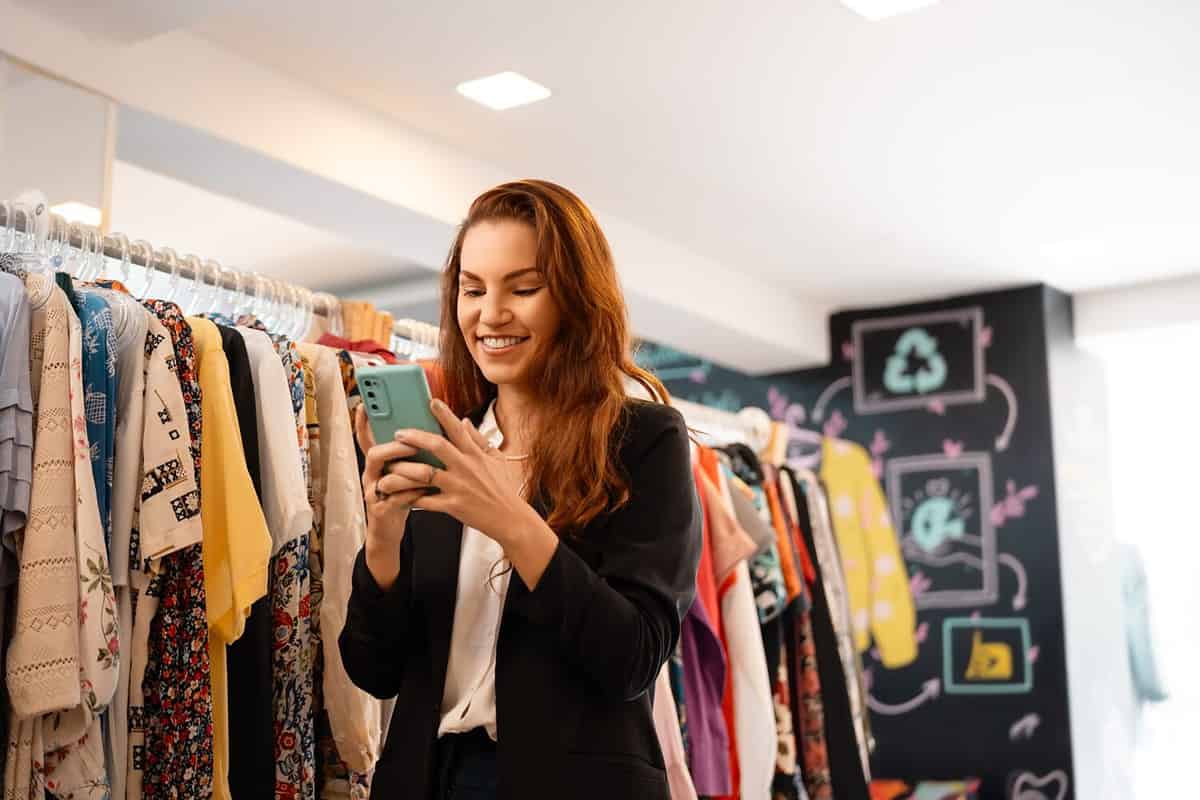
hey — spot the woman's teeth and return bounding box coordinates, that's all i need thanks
[481,336,526,348]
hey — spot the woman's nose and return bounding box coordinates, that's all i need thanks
[480,295,511,326]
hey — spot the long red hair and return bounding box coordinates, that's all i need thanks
[439,180,668,535]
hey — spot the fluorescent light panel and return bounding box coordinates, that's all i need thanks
[456,71,551,111]
[51,201,103,227]
[840,0,941,20]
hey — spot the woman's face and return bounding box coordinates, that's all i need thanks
[457,219,561,390]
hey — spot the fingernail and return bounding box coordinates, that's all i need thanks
[394,431,408,441]
[431,398,445,411]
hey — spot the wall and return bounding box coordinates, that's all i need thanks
[644,285,1124,799]
[1044,290,1136,800]
[0,56,113,217]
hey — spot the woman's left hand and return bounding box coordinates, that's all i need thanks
[388,398,535,545]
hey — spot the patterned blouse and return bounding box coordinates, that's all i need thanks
[136,300,214,800]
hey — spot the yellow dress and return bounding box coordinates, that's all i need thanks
[188,317,273,800]
[820,437,917,669]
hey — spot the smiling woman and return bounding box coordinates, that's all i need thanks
[339,179,703,800]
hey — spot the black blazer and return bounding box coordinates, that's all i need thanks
[339,399,702,800]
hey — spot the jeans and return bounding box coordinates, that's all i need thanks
[434,730,498,800]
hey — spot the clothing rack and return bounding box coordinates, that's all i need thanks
[672,397,774,451]
[3,197,772,449]
[391,318,440,355]
[0,201,340,319]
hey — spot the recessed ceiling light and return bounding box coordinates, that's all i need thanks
[51,201,103,228]
[456,71,551,111]
[840,0,941,20]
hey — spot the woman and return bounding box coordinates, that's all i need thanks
[340,180,702,800]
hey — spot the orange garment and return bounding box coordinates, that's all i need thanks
[764,479,803,603]
[869,780,912,800]
[691,462,723,641]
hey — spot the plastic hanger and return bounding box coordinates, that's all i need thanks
[203,261,226,315]
[157,248,181,304]
[131,241,156,299]
[107,233,131,286]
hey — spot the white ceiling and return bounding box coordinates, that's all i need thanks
[183,0,1200,306]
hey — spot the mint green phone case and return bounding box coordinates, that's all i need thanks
[356,364,446,470]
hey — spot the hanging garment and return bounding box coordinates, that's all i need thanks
[75,287,118,546]
[187,317,272,800]
[792,468,874,789]
[239,328,316,800]
[210,324,276,800]
[297,344,381,795]
[315,334,398,365]
[680,583,731,796]
[652,665,697,800]
[1119,541,1168,703]
[0,271,33,787]
[136,300,213,800]
[696,451,759,800]
[765,611,801,800]
[87,285,147,800]
[0,271,33,577]
[820,438,917,668]
[786,470,871,800]
[35,279,120,799]
[299,353,336,798]
[708,469,777,800]
[728,474,777,556]
[5,277,80,800]
[765,466,831,800]
[783,602,832,800]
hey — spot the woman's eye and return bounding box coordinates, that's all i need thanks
[513,287,542,297]
[461,288,484,298]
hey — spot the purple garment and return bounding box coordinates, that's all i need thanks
[681,594,731,795]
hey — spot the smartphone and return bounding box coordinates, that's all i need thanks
[356,363,446,470]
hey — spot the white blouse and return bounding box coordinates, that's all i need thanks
[437,401,511,741]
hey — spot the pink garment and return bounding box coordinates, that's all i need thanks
[698,469,757,585]
[653,666,698,800]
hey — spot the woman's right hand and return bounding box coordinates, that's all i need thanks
[356,405,429,588]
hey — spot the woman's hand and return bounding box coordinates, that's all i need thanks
[356,405,428,589]
[389,399,535,547]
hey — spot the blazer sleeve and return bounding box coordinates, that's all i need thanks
[339,525,417,699]
[508,407,702,701]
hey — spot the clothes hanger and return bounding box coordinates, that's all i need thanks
[226,268,250,321]
[203,261,227,316]
[108,233,132,287]
[131,240,155,299]
[182,255,206,315]
[160,248,182,304]
[84,227,107,281]
[3,202,50,273]
[260,277,281,332]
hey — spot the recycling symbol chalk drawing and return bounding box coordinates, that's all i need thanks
[910,496,966,552]
[883,327,948,395]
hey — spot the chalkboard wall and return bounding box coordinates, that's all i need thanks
[641,285,1076,800]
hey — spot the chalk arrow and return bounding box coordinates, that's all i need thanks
[812,376,851,422]
[1009,712,1041,741]
[867,678,940,716]
[999,553,1028,610]
[986,374,1018,451]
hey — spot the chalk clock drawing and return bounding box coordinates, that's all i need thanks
[887,453,998,609]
